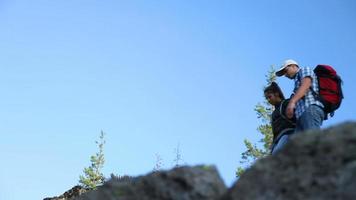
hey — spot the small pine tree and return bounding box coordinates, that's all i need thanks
[173,143,184,168]
[79,131,106,190]
[236,66,276,177]
[153,153,164,172]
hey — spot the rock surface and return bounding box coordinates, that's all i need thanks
[75,165,227,200]
[222,122,356,200]
[44,185,88,200]
[44,122,356,200]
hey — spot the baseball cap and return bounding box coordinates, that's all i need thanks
[276,59,298,77]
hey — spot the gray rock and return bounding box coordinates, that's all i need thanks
[44,122,356,200]
[75,165,227,200]
[222,122,356,200]
[44,185,88,200]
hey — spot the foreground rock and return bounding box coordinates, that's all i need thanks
[44,186,88,200]
[222,122,356,200]
[44,122,356,200]
[75,165,227,200]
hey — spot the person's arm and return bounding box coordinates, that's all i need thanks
[286,77,312,119]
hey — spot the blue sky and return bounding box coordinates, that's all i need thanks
[1,1,355,199]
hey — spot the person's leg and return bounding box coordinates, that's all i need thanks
[295,118,304,133]
[295,105,324,133]
[271,134,289,155]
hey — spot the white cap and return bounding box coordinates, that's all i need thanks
[276,59,298,77]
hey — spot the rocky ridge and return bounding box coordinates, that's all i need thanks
[44,122,356,200]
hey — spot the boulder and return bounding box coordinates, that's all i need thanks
[44,122,356,200]
[75,165,227,200]
[44,185,88,200]
[222,122,356,200]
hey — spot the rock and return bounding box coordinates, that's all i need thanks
[75,165,227,200]
[44,185,89,200]
[44,122,356,200]
[222,122,356,200]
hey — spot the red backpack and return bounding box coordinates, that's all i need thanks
[313,65,343,117]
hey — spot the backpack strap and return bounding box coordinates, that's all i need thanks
[309,73,331,119]
[279,100,296,126]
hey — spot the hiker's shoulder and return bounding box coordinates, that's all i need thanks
[299,67,314,78]
[281,99,290,108]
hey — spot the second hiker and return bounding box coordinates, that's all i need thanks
[264,82,296,154]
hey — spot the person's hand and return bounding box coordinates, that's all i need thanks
[286,100,296,119]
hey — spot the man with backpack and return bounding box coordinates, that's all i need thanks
[276,59,325,133]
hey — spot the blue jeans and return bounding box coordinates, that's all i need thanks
[271,129,294,155]
[295,105,325,133]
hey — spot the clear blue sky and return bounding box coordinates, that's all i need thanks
[1,1,355,199]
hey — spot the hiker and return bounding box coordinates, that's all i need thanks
[276,59,325,133]
[264,82,296,155]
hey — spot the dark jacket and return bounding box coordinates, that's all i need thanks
[271,99,296,143]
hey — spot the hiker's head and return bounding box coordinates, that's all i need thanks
[264,82,285,105]
[276,59,299,79]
